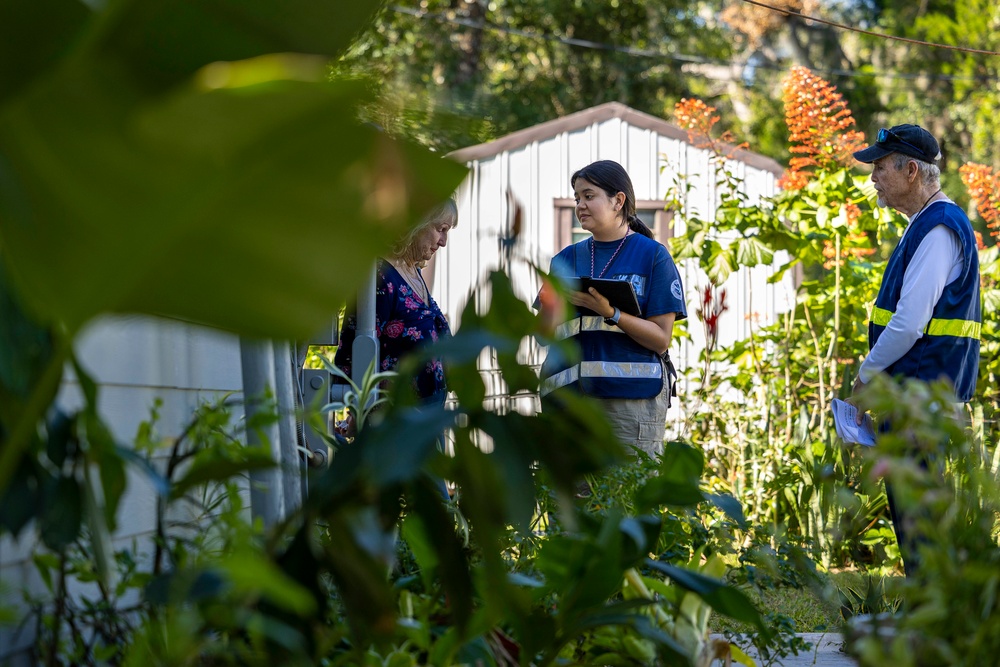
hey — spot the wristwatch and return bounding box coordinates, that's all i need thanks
[604,307,621,327]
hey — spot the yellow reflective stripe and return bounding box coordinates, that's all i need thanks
[871,306,893,327]
[925,318,981,339]
[870,306,980,340]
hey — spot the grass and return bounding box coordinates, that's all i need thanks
[710,570,903,635]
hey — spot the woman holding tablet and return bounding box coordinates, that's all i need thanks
[540,160,687,457]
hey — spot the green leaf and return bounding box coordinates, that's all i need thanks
[645,559,763,629]
[705,243,736,285]
[734,236,775,268]
[0,259,55,428]
[658,441,705,481]
[409,478,474,634]
[0,0,90,105]
[320,509,400,641]
[475,412,547,532]
[360,408,456,487]
[635,442,707,512]
[634,476,703,511]
[92,0,383,90]
[815,205,830,227]
[983,289,1000,312]
[0,60,467,339]
[704,492,747,527]
[170,445,276,499]
[0,457,41,536]
[40,475,83,550]
[400,513,440,589]
[218,551,317,616]
[669,233,698,261]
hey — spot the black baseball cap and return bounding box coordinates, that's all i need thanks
[853,124,942,164]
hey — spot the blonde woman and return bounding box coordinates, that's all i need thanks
[335,200,457,403]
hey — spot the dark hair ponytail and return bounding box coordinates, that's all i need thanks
[571,160,653,238]
[627,214,654,239]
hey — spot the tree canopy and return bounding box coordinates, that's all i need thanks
[345,0,1000,213]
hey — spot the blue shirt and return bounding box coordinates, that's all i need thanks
[550,234,687,320]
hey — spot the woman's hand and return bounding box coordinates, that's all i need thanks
[570,288,675,356]
[568,287,613,318]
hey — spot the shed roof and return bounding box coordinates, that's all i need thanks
[448,101,784,176]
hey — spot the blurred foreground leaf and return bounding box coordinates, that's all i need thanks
[0,0,466,340]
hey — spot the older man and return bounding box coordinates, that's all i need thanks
[851,124,981,575]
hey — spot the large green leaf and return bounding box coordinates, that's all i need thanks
[734,236,775,267]
[635,441,706,512]
[704,241,736,286]
[0,58,466,338]
[409,478,474,634]
[39,475,83,550]
[475,413,542,533]
[0,0,90,104]
[0,259,55,429]
[645,559,764,629]
[218,550,317,616]
[92,0,382,91]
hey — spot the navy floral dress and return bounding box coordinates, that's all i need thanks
[335,259,451,403]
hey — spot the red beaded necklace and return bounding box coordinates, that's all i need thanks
[590,232,630,278]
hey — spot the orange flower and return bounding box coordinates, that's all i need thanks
[822,228,875,269]
[780,67,866,189]
[959,162,1000,240]
[673,98,749,157]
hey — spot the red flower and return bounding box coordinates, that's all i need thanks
[696,285,729,352]
[383,320,405,338]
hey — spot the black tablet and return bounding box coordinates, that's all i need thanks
[577,277,642,317]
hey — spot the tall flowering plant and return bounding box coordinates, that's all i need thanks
[668,70,893,565]
[959,162,1000,407]
[779,66,867,190]
[960,162,1000,241]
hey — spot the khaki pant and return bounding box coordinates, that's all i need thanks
[597,361,672,458]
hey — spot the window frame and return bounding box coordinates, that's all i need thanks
[553,198,675,249]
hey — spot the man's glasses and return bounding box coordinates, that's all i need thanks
[877,127,927,158]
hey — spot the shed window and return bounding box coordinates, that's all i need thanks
[553,199,674,249]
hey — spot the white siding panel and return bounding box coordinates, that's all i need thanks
[74,316,242,392]
[439,167,477,328]
[596,117,623,161]
[566,128,594,177]
[624,125,654,199]
[506,147,538,305]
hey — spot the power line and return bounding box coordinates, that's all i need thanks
[386,4,998,84]
[742,0,1000,57]
[389,5,714,65]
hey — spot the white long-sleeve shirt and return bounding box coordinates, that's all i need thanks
[858,199,964,383]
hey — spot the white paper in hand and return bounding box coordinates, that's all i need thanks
[831,398,876,447]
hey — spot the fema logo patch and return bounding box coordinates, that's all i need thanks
[670,279,683,300]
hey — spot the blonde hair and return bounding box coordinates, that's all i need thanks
[391,199,459,267]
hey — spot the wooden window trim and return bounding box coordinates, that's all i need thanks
[553,198,675,249]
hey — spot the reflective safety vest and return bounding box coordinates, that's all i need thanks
[539,235,665,398]
[540,315,665,398]
[868,201,981,402]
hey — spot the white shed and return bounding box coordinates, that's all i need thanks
[433,101,794,417]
